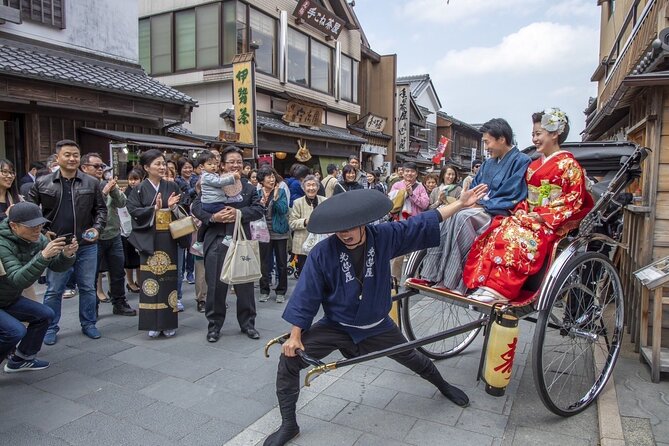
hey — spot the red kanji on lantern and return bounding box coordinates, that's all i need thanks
[493,337,517,379]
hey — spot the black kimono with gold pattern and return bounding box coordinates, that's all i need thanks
[126,179,182,331]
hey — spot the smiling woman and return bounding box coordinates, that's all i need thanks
[0,159,21,221]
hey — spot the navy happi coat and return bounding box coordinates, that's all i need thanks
[283,211,440,343]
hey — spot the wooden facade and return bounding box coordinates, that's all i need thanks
[585,0,669,349]
[0,74,193,171]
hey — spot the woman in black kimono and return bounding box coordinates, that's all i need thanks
[126,149,183,338]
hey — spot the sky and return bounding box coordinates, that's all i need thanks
[352,0,601,149]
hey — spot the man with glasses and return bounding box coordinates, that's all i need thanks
[28,140,107,345]
[0,202,77,371]
[81,153,136,317]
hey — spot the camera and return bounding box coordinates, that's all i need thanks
[60,233,74,244]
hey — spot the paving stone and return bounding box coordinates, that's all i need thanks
[246,381,279,406]
[385,391,463,426]
[110,345,176,368]
[139,376,216,408]
[75,336,135,356]
[404,419,493,446]
[371,369,437,399]
[1,423,71,446]
[510,426,591,446]
[340,364,386,385]
[96,363,171,391]
[188,389,273,426]
[96,322,141,340]
[621,416,655,446]
[224,429,266,446]
[195,368,273,396]
[32,370,107,399]
[178,418,245,445]
[123,402,210,440]
[76,383,157,416]
[39,345,86,364]
[322,377,398,409]
[2,391,93,432]
[353,433,412,446]
[0,362,69,385]
[299,393,350,421]
[332,402,418,440]
[291,414,364,446]
[149,357,220,382]
[56,351,123,376]
[455,407,509,438]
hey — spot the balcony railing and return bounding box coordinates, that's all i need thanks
[600,0,661,109]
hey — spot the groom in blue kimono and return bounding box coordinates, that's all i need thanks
[263,186,489,446]
[421,118,532,292]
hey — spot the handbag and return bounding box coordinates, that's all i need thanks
[389,188,407,214]
[250,218,270,243]
[220,209,262,285]
[302,232,329,255]
[168,206,197,239]
[117,206,133,237]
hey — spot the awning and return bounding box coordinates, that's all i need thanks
[79,128,207,151]
[360,143,387,156]
[257,115,366,145]
[396,153,433,167]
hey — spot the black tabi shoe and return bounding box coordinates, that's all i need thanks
[263,392,300,446]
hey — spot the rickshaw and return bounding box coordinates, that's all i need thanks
[265,141,648,417]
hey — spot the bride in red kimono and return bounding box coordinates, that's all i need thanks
[463,108,594,303]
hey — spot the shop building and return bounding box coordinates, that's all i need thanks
[139,0,373,176]
[436,111,482,174]
[583,0,669,356]
[0,0,196,175]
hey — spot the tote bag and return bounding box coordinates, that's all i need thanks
[220,210,262,285]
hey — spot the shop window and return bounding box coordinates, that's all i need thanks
[138,18,151,73]
[341,54,352,101]
[352,60,358,103]
[223,1,239,64]
[311,40,331,93]
[175,10,196,71]
[250,8,276,75]
[150,13,172,75]
[287,27,308,86]
[196,3,220,69]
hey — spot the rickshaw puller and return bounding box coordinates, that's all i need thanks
[265,185,488,446]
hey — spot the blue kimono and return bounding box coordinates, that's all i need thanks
[283,211,440,343]
[472,147,531,216]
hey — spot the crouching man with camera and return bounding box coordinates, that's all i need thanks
[0,202,77,372]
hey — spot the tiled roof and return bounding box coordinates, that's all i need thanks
[0,42,196,105]
[437,111,482,134]
[348,125,392,140]
[242,114,363,144]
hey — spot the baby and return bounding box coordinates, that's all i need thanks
[197,150,242,213]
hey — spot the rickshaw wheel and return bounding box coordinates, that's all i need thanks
[401,249,485,360]
[533,251,623,417]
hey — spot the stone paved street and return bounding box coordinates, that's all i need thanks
[0,277,623,445]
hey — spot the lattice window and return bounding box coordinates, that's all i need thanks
[3,0,66,29]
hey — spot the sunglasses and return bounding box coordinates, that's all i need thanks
[84,163,106,170]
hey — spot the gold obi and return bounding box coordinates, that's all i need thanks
[527,180,562,212]
[155,209,173,231]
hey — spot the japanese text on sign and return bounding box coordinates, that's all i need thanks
[396,86,410,153]
[232,59,255,145]
[283,101,324,127]
[293,0,346,39]
[364,114,387,133]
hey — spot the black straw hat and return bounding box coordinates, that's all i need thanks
[307,189,392,234]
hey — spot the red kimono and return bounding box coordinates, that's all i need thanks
[463,151,594,301]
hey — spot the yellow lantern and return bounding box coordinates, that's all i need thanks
[483,311,520,396]
[275,151,287,160]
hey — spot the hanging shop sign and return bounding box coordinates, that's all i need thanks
[364,115,387,133]
[293,0,345,40]
[218,130,240,143]
[232,53,256,146]
[361,143,387,156]
[396,85,410,153]
[283,101,324,127]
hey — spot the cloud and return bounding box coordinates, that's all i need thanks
[546,0,599,18]
[396,0,536,24]
[433,22,597,79]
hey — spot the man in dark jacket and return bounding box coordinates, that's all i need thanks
[0,202,77,371]
[28,139,107,345]
[191,146,264,342]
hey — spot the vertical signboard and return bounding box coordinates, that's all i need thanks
[232,53,256,147]
[396,85,410,153]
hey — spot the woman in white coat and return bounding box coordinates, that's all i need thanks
[288,175,326,276]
